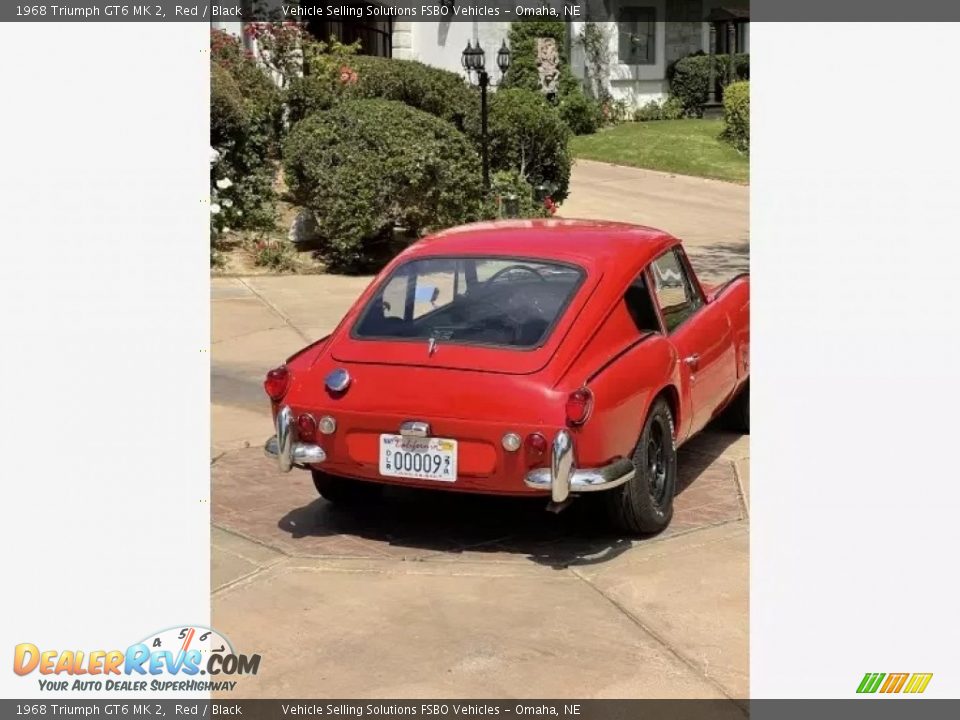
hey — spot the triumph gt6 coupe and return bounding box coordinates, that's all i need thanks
[264,220,749,534]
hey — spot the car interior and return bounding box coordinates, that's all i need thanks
[356,260,584,348]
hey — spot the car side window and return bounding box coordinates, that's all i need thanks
[623,272,662,334]
[650,248,703,332]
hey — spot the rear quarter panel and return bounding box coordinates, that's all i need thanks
[557,301,678,467]
[710,274,750,383]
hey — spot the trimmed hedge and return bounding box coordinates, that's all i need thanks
[669,53,749,117]
[283,99,484,270]
[721,81,749,152]
[474,88,572,203]
[286,55,477,130]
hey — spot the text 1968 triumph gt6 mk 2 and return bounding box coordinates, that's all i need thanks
[264,220,749,534]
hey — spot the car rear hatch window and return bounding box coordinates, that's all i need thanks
[331,256,592,375]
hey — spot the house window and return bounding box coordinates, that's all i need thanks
[618,7,656,65]
[306,17,393,58]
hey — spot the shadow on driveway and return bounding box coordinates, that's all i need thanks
[273,428,745,570]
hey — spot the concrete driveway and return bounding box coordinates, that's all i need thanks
[211,160,749,700]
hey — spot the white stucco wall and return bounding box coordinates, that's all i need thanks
[569,14,670,107]
[407,21,512,82]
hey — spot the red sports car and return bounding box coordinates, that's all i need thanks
[264,219,749,534]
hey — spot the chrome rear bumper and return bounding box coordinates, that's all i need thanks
[264,407,632,500]
[264,406,326,472]
[523,430,635,503]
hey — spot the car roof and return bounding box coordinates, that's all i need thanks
[408,219,678,273]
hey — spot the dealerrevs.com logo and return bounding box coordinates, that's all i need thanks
[13,626,260,692]
[857,672,933,695]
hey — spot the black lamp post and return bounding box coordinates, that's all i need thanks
[462,39,511,192]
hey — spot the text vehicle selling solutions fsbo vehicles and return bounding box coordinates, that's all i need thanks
[264,220,749,533]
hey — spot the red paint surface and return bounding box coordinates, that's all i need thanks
[274,220,749,495]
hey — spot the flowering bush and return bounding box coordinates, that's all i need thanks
[283,36,362,124]
[210,29,281,256]
[243,21,304,88]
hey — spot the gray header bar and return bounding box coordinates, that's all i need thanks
[4,0,960,21]
[3,700,960,719]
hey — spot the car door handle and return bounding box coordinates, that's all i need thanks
[683,354,700,370]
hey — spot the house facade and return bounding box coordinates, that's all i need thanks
[570,0,748,105]
[213,2,748,108]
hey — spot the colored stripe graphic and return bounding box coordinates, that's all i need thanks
[857,672,932,694]
[903,673,933,694]
[857,673,885,693]
[880,673,909,693]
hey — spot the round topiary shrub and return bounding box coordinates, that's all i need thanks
[475,88,572,203]
[286,55,477,131]
[283,99,485,270]
[348,56,476,129]
[721,81,749,153]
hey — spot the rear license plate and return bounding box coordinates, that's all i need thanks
[378,434,457,482]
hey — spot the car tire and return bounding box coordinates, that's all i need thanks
[604,398,677,535]
[723,380,749,434]
[311,470,382,505]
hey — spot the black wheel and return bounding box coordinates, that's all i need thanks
[311,470,382,505]
[722,380,749,434]
[604,398,677,535]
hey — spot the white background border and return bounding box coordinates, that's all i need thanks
[0,22,209,698]
[751,22,960,698]
[2,19,959,702]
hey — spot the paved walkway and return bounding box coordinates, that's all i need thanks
[211,160,749,700]
[561,159,749,285]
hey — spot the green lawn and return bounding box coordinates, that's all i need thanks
[570,119,749,184]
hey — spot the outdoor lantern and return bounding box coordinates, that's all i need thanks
[496,40,511,74]
[468,41,485,71]
[462,39,510,193]
[461,41,485,72]
[501,194,520,219]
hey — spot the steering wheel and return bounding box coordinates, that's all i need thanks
[485,265,546,285]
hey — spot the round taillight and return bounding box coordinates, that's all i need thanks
[525,432,547,458]
[565,388,594,426]
[264,366,290,402]
[296,413,317,442]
